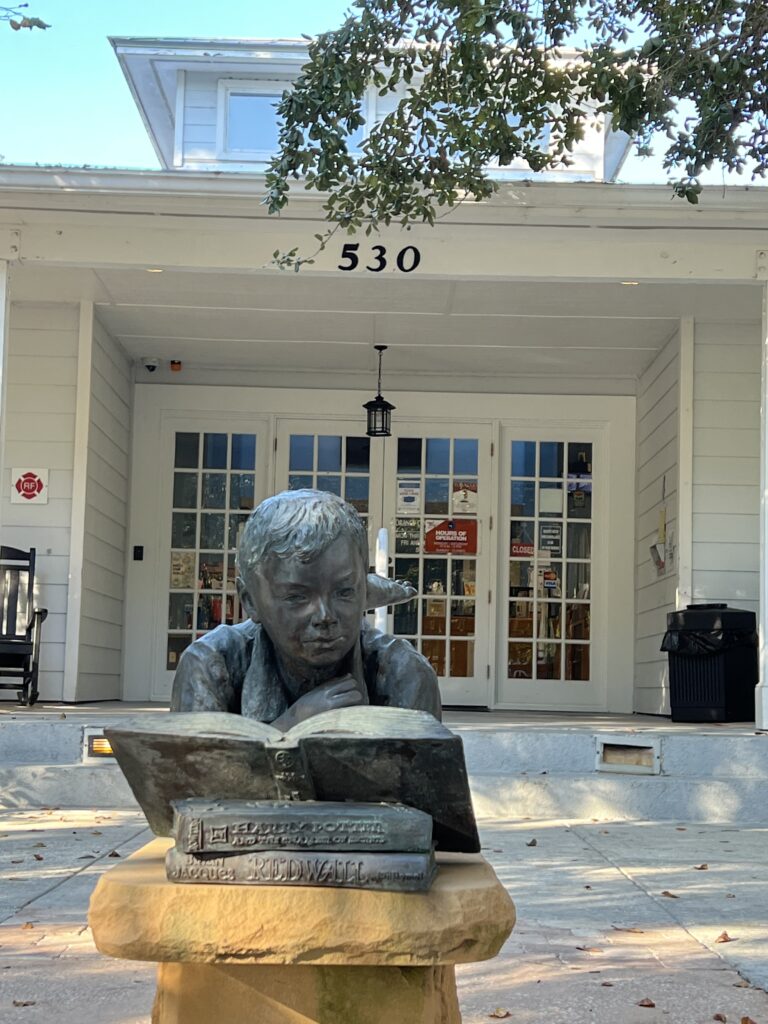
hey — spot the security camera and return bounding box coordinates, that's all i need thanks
[142,357,160,373]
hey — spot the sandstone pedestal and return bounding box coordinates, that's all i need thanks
[89,838,515,1024]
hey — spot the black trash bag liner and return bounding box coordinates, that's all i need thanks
[660,628,758,656]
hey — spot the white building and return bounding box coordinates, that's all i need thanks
[1,37,766,724]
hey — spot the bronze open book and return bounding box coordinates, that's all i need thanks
[105,706,480,853]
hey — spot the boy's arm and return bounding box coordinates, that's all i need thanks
[171,632,241,713]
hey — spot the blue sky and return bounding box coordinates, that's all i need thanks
[0,0,755,188]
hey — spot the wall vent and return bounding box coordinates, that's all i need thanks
[595,734,661,775]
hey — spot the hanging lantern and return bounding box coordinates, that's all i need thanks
[364,345,395,437]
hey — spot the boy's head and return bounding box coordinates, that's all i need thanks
[236,490,369,675]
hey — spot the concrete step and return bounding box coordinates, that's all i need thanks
[2,716,768,822]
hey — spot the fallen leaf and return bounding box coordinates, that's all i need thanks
[33,854,43,861]
[601,981,614,987]
[693,863,709,871]
[107,850,121,858]
[584,885,592,890]
[638,998,656,1008]
[715,931,735,944]
[526,838,537,847]
[12,1000,36,1007]
[58,712,66,719]
[91,830,102,836]
[576,946,603,953]
[733,980,749,988]
[612,926,645,934]
[10,859,22,864]
[21,922,34,930]
[676,827,687,831]
[488,1010,512,1020]
[31,842,45,848]
[660,890,680,899]
[77,855,95,860]
[713,1014,727,1022]
[741,1018,757,1024]
[725,893,736,899]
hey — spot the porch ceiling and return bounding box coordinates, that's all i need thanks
[10,265,763,392]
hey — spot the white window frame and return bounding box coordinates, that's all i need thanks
[215,78,287,162]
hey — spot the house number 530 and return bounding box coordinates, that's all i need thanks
[337,243,421,273]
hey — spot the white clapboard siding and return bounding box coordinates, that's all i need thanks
[691,321,760,616]
[0,304,80,701]
[77,318,132,701]
[182,71,218,165]
[634,331,680,715]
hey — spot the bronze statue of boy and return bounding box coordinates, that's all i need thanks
[171,489,441,727]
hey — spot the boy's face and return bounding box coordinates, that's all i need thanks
[242,535,367,675]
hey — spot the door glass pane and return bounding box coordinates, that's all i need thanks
[426,438,450,475]
[453,439,478,476]
[289,474,314,491]
[317,475,342,497]
[507,437,593,683]
[566,644,590,680]
[450,599,475,635]
[540,442,563,478]
[200,513,225,550]
[421,639,446,676]
[423,559,447,594]
[174,433,199,469]
[537,642,561,679]
[511,481,535,516]
[508,642,533,678]
[230,473,255,510]
[451,560,476,596]
[397,437,422,473]
[202,473,226,509]
[425,478,449,514]
[345,475,369,513]
[173,473,198,509]
[168,593,194,631]
[511,441,535,477]
[567,523,591,559]
[231,434,256,470]
[450,640,474,677]
[393,598,418,635]
[318,436,342,472]
[568,443,592,477]
[289,435,314,471]
[171,513,196,548]
[422,599,446,635]
[203,433,227,469]
[346,436,370,472]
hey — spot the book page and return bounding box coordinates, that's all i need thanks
[285,705,450,741]
[108,711,281,743]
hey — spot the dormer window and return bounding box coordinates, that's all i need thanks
[216,79,285,161]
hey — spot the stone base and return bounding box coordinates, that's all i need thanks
[152,961,461,1024]
[89,838,515,1024]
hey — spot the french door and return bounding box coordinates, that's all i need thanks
[496,427,604,709]
[275,419,493,707]
[153,420,270,701]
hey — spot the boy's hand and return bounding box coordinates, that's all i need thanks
[273,676,364,731]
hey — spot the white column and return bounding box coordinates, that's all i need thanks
[0,259,10,537]
[374,528,389,634]
[62,301,94,701]
[758,283,768,730]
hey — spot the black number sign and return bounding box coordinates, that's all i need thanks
[338,244,421,273]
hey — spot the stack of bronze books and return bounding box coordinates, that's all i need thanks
[166,799,438,892]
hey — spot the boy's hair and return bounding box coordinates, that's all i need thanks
[237,489,368,581]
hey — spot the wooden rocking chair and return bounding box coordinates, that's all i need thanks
[0,546,48,706]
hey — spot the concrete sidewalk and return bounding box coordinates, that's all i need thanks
[1,810,767,1024]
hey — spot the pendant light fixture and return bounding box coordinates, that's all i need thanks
[363,344,395,437]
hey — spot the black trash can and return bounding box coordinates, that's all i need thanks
[660,604,758,722]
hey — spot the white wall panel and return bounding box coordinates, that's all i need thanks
[633,331,680,715]
[0,303,79,701]
[76,317,132,701]
[691,323,760,618]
